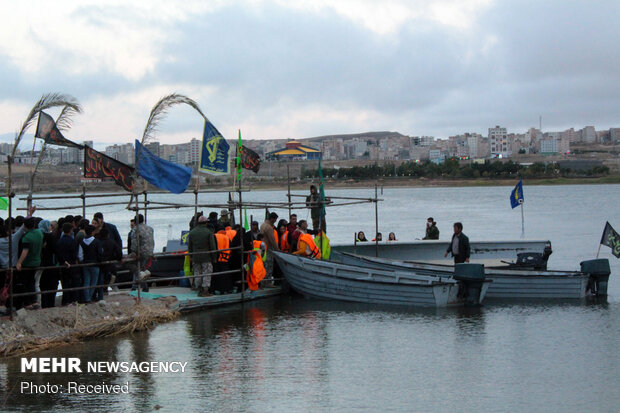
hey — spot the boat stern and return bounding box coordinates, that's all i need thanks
[581,258,611,296]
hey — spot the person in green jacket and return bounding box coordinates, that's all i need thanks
[187,215,217,297]
[423,217,439,240]
[15,217,43,309]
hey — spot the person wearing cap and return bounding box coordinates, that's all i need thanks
[423,217,439,240]
[218,209,234,228]
[187,215,217,297]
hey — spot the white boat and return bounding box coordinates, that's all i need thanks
[273,251,491,307]
[331,239,552,266]
[331,251,609,299]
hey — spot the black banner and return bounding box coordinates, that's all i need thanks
[35,111,84,149]
[600,221,620,258]
[84,147,135,192]
[241,145,261,173]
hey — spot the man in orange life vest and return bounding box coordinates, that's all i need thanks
[259,212,280,284]
[213,225,236,293]
[293,220,321,259]
[247,237,267,291]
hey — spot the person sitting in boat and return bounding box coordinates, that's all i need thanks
[372,233,382,242]
[313,229,331,260]
[423,217,439,240]
[388,232,397,241]
[293,220,321,259]
[277,221,290,253]
[356,231,368,242]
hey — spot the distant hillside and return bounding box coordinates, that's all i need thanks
[304,131,408,143]
[242,131,409,146]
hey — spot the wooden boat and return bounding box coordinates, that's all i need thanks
[272,251,491,307]
[331,251,610,299]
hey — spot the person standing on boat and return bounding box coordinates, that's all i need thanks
[260,212,280,284]
[187,215,217,297]
[445,222,470,264]
[306,185,327,232]
[423,217,439,240]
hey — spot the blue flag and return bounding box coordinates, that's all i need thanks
[199,120,230,175]
[135,140,192,194]
[510,180,524,209]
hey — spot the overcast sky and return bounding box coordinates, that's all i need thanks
[1,0,619,148]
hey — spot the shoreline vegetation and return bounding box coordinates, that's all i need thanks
[2,159,620,194]
[5,175,620,195]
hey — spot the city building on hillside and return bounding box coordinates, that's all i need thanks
[266,140,322,161]
[581,126,596,144]
[105,143,134,165]
[489,125,510,158]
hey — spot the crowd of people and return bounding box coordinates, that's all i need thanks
[0,208,154,312]
[186,204,332,297]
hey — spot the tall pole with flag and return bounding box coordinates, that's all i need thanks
[510,180,525,238]
[318,158,326,257]
[237,129,243,229]
[237,130,242,190]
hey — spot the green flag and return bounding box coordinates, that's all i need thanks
[0,197,7,211]
[244,207,250,231]
[237,129,242,184]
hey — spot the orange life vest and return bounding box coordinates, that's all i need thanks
[298,233,321,259]
[273,229,279,248]
[247,240,266,290]
[215,232,230,262]
[279,230,290,252]
[225,226,236,242]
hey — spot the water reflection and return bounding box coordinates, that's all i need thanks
[1,296,619,412]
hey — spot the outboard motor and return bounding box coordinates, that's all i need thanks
[453,263,487,305]
[580,259,611,296]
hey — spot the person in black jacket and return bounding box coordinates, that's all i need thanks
[56,223,80,305]
[93,212,122,251]
[78,225,103,303]
[98,227,122,297]
[39,220,58,308]
[445,222,470,264]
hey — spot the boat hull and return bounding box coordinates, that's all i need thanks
[332,239,551,265]
[273,252,487,307]
[333,251,588,299]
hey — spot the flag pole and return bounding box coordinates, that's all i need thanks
[520,200,525,238]
[596,243,602,259]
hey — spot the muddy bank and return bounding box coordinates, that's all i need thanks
[0,294,180,358]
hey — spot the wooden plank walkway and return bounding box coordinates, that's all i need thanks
[129,286,282,313]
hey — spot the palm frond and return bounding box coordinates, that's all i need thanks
[140,93,206,147]
[11,93,81,158]
[56,103,81,131]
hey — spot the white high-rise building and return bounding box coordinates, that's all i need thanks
[488,125,510,157]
